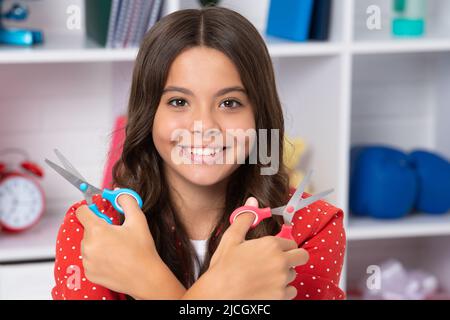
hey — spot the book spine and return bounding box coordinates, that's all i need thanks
[132,0,155,47]
[309,0,332,41]
[266,0,315,42]
[106,0,121,48]
[113,0,130,48]
[85,0,114,47]
[124,0,143,48]
[146,0,163,32]
[120,0,136,48]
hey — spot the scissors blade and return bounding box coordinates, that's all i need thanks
[53,149,86,181]
[271,188,334,224]
[45,159,85,189]
[296,188,334,211]
[283,170,313,216]
[269,170,313,225]
[271,206,292,224]
[45,159,102,200]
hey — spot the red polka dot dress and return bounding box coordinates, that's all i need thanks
[51,191,346,300]
[51,194,127,300]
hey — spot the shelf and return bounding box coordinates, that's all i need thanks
[0,212,62,263]
[347,212,450,241]
[7,36,450,63]
[0,34,138,64]
[265,36,342,57]
[0,33,344,64]
[352,39,450,55]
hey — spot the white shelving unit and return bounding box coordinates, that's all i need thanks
[0,0,449,299]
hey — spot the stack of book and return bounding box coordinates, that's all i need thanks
[86,0,165,48]
[266,0,333,42]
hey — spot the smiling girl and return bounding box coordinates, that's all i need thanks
[51,6,346,300]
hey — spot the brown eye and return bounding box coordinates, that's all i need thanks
[169,99,188,108]
[220,99,242,109]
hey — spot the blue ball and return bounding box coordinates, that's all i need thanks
[350,146,418,219]
[409,150,450,214]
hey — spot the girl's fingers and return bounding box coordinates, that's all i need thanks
[117,193,145,226]
[225,212,255,245]
[117,193,140,211]
[286,267,297,285]
[272,237,298,252]
[76,205,103,228]
[212,197,259,265]
[284,285,298,300]
[284,248,310,268]
[222,197,259,247]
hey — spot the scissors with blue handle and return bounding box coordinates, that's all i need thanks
[229,170,334,240]
[45,149,143,225]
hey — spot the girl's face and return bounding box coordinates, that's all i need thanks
[153,46,256,187]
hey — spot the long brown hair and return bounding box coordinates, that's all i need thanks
[113,6,290,288]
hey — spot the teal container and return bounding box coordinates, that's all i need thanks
[392,0,426,37]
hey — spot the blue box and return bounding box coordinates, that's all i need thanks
[266,0,314,42]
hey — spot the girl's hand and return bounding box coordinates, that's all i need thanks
[76,194,185,299]
[184,197,310,300]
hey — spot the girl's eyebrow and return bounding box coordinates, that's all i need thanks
[163,86,247,97]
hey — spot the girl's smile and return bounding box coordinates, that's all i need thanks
[176,144,229,165]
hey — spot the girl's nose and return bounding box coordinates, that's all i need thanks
[189,106,220,135]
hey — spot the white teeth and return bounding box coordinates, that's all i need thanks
[180,146,223,156]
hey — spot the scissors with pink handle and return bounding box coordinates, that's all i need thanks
[229,170,334,240]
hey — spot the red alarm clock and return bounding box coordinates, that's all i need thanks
[0,150,45,233]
